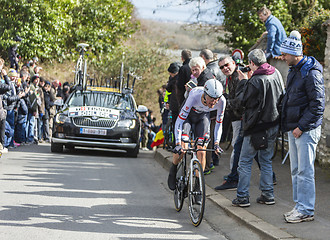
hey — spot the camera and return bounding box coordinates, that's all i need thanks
[239,66,251,72]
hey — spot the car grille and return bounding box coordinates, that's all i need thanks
[72,117,117,128]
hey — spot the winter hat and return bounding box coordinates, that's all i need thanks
[280,30,303,56]
[167,62,181,74]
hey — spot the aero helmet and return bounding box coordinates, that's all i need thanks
[204,79,223,98]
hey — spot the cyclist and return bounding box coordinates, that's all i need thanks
[167,79,226,190]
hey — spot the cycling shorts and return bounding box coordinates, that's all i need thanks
[182,110,210,146]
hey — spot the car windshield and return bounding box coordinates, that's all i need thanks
[67,91,133,110]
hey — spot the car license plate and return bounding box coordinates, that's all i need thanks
[80,128,107,135]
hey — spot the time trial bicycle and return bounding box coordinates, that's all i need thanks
[174,138,216,227]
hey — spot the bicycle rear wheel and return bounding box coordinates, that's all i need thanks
[188,159,205,227]
[174,159,185,212]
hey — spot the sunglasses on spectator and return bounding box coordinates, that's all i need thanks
[219,63,230,69]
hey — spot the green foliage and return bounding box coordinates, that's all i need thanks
[0,0,137,62]
[300,8,330,62]
[219,0,291,57]
[287,0,318,28]
[318,0,330,9]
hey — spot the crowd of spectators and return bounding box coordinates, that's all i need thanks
[0,57,71,155]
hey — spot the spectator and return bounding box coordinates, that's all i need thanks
[257,6,286,60]
[0,59,11,153]
[200,49,226,87]
[232,49,283,207]
[3,69,26,148]
[166,62,181,140]
[176,49,192,106]
[20,70,30,88]
[200,49,226,171]
[42,81,54,142]
[49,80,61,139]
[37,78,46,142]
[26,75,40,144]
[52,79,63,98]
[14,79,29,144]
[8,36,22,71]
[214,56,243,188]
[280,31,325,223]
[29,60,36,77]
[189,56,214,87]
[33,66,42,76]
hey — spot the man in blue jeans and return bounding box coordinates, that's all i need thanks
[232,49,284,207]
[280,31,325,223]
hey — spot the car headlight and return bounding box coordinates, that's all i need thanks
[56,114,70,124]
[117,119,135,129]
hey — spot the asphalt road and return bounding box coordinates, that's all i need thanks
[0,143,257,240]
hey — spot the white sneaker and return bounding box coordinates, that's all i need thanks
[283,207,296,218]
[285,209,314,223]
[141,147,149,151]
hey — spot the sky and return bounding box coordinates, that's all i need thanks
[130,0,222,24]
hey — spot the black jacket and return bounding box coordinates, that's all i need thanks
[43,89,54,119]
[237,63,284,135]
[166,74,179,113]
[0,82,11,120]
[176,59,191,106]
[196,68,215,87]
[224,69,243,122]
[3,76,20,111]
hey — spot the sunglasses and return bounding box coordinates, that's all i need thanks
[219,63,230,70]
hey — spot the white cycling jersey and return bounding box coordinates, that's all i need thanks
[175,87,226,144]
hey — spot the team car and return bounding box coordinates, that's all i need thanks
[51,86,141,157]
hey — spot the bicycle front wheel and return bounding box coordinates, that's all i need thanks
[188,159,205,227]
[174,159,185,212]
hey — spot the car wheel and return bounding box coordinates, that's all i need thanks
[51,142,63,153]
[127,144,139,158]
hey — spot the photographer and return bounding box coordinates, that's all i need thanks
[232,49,284,207]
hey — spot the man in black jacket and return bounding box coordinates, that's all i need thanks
[232,49,283,207]
[176,50,192,107]
[42,81,54,142]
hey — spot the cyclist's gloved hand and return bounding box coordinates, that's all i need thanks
[214,144,224,155]
[173,145,183,154]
